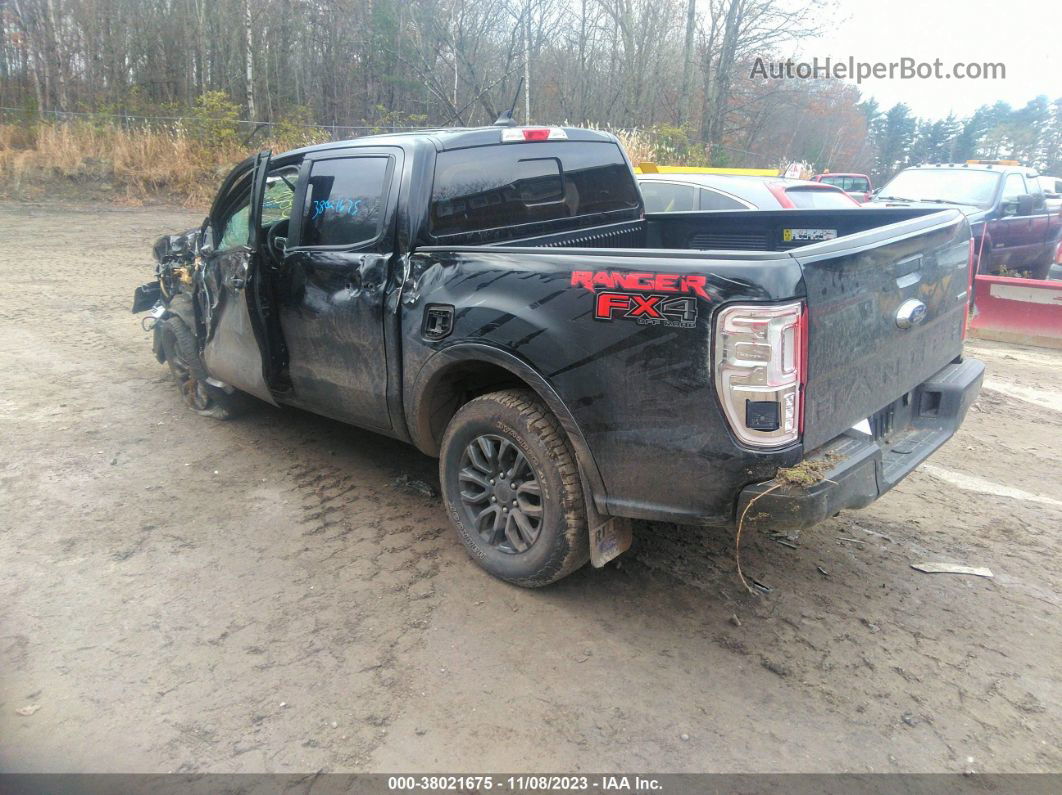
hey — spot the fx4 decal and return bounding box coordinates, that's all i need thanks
[571,270,708,328]
[594,292,698,328]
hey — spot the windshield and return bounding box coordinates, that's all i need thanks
[878,169,1000,208]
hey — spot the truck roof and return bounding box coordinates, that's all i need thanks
[276,125,619,160]
[910,162,1039,178]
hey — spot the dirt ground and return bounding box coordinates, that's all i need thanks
[1,201,1060,774]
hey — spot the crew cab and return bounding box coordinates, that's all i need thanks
[133,125,984,587]
[872,161,1062,279]
[811,172,874,203]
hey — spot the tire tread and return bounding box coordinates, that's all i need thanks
[441,388,589,587]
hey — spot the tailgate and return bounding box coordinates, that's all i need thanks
[794,210,971,450]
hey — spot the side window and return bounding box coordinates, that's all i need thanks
[1001,173,1026,203]
[301,156,390,247]
[640,181,697,212]
[698,188,747,210]
[849,177,870,192]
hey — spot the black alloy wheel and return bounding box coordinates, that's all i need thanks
[457,434,544,553]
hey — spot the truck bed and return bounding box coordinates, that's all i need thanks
[493,206,946,252]
[407,206,972,523]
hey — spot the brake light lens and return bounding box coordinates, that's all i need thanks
[714,302,806,448]
[1054,239,1062,265]
[500,127,568,142]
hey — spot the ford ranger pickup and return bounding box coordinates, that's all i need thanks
[133,124,984,586]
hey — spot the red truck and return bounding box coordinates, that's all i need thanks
[811,172,874,203]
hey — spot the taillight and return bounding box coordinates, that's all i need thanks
[765,183,795,208]
[500,127,568,142]
[714,301,806,448]
[1054,239,1062,265]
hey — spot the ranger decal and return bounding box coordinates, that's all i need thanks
[570,270,710,299]
[571,270,707,328]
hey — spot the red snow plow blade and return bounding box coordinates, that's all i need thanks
[970,275,1062,349]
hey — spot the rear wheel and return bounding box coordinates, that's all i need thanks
[439,389,589,587]
[159,317,244,420]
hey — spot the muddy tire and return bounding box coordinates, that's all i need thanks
[158,317,244,420]
[439,389,589,587]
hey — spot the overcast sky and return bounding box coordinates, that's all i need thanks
[787,0,1061,118]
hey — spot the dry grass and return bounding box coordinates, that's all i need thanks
[612,129,656,166]
[0,122,308,207]
[0,121,678,206]
[733,454,841,592]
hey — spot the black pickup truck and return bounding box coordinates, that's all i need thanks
[133,124,984,586]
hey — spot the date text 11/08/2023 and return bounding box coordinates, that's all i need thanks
[387,775,663,791]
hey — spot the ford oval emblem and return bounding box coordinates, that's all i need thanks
[896,299,928,329]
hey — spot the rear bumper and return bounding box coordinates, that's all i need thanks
[736,357,985,531]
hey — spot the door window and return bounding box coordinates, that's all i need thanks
[1001,173,1026,203]
[301,156,390,247]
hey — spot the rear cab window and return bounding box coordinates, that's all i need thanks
[430,141,640,243]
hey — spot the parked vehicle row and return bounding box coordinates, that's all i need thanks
[135,124,983,586]
[639,161,1062,280]
[638,173,860,212]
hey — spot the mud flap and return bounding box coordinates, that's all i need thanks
[583,477,632,567]
[590,517,633,568]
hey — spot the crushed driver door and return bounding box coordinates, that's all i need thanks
[201,150,278,405]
